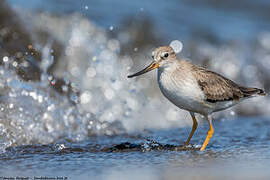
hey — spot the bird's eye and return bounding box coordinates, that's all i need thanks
[164,53,169,58]
[152,55,154,59]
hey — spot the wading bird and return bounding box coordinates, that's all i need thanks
[128,46,265,151]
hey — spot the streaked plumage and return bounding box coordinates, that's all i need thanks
[128,46,266,151]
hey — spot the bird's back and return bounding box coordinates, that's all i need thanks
[191,65,266,102]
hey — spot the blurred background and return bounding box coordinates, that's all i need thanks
[0,0,270,179]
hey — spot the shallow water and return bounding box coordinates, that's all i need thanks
[0,0,270,179]
[1,117,270,179]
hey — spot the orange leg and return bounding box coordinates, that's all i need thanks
[200,115,214,151]
[185,112,198,145]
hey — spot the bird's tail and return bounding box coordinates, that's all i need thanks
[239,86,266,97]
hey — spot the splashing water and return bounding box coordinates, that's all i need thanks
[0,11,192,152]
[0,8,269,152]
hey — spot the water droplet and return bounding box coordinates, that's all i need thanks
[3,56,9,62]
[12,61,18,67]
[29,91,38,100]
[92,56,97,61]
[38,95,43,103]
[47,104,55,111]
[56,144,66,151]
[104,88,115,100]
[80,91,92,104]
[170,40,183,53]
[62,85,68,92]
[9,104,14,109]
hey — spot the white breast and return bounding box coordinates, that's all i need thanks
[157,65,208,115]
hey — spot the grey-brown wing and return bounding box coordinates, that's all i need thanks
[192,67,244,103]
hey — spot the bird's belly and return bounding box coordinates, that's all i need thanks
[212,100,239,112]
[158,71,207,114]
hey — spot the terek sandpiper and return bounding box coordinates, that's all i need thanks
[127,46,266,151]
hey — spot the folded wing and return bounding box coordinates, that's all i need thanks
[192,66,265,103]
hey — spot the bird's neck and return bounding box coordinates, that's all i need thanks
[158,60,180,75]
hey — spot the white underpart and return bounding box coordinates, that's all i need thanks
[158,61,208,115]
[212,100,239,113]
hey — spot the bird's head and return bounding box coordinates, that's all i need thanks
[127,46,177,78]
